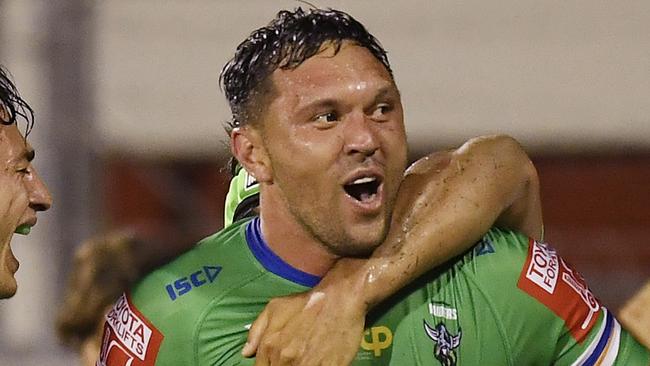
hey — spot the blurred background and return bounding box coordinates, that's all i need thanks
[0,0,648,364]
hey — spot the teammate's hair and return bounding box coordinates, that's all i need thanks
[220,7,392,132]
[0,65,35,136]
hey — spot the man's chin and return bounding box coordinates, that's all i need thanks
[330,235,385,257]
[0,251,19,298]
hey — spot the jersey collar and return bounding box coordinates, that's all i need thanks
[246,217,321,288]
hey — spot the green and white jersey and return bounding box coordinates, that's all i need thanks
[97,217,649,366]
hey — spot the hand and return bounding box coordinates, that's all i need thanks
[243,259,367,366]
[0,172,28,244]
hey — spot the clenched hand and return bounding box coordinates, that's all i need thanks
[243,258,367,366]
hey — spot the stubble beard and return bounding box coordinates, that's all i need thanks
[284,190,393,258]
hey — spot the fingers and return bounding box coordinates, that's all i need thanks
[256,333,303,366]
[252,331,275,366]
[243,307,269,357]
[245,293,327,365]
[253,346,270,366]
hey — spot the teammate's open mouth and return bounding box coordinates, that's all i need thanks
[344,176,382,202]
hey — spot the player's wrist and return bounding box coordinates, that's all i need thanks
[361,253,421,309]
[334,255,410,311]
[316,258,375,312]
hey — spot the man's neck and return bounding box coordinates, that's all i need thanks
[258,187,339,277]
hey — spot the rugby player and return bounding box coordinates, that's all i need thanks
[97,8,649,365]
[0,65,52,299]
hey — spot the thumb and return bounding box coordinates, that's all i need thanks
[242,308,269,357]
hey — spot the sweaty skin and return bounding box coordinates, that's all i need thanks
[0,123,52,298]
[243,134,542,365]
[233,44,408,277]
[0,171,29,297]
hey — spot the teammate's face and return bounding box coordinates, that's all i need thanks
[0,122,52,298]
[258,43,408,256]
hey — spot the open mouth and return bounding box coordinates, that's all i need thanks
[344,176,382,203]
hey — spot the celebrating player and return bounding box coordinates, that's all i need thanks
[97,8,649,365]
[0,65,52,299]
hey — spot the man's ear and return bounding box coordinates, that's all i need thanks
[230,127,272,183]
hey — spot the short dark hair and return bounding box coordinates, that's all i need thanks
[220,7,392,132]
[0,65,34,135]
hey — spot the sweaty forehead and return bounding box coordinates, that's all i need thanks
[270,43,394,96]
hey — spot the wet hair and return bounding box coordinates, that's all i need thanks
[0,65,34,136]
[220,7,392,132]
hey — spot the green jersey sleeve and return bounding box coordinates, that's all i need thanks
[489,229,649,365]
[429,228,650,365]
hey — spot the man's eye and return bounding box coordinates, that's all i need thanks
[313,112,338,124]
[16,167,30,175]
[371,104,392,120]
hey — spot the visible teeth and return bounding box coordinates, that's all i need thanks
[352,177,376,185]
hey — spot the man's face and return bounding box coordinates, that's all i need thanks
[0,122,52,298]
[258,42,408,256]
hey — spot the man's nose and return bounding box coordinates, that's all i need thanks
[343,111,380,158]
[26,169,52,212]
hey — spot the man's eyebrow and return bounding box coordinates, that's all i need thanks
[372,86,400,102]
[299,98,337,110]
[296,84,399,113]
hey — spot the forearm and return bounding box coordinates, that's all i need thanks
[327,135,542,309]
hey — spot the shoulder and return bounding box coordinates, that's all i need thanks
[97,219,263,365]
[456,227,531,279]
[466,228,612,349]
[132,219,250,304]
[460,227,579,319]
[129,219,266,321]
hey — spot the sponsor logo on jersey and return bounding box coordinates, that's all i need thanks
[164,265,222,301]
[424,302,462,366]
[424,321,462,366]
[523,239,559,293]
[429,302,458,320]
[474,237,495,256]
[518,239,601,342]
[359,325,393,358]
[97,294,163,366]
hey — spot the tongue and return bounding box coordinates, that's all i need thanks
[360,192,374,202]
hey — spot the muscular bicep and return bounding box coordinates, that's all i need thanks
[390,134,542,255]
[451,135,542,240]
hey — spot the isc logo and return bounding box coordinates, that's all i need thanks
[164,266,222,301]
